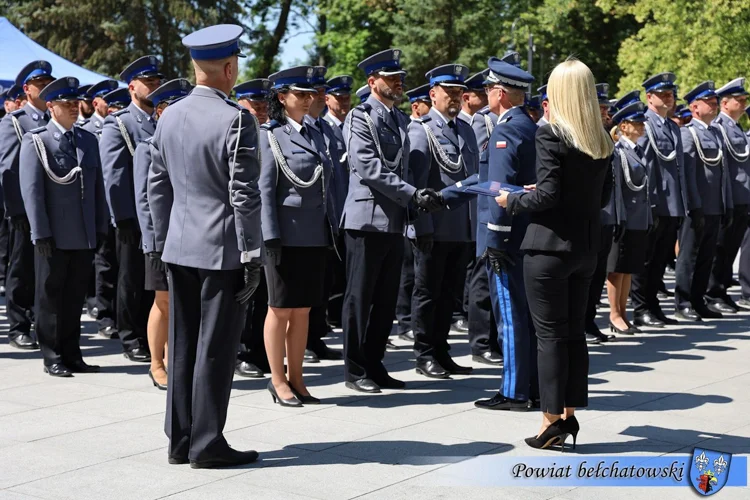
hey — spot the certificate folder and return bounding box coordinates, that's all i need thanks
[463,181,528,197]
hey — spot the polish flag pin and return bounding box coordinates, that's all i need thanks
[496,141,507,149]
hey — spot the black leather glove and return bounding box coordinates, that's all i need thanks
[412,188,444,213]
[264,238,282,267]
[116,218,140,245]
[10,215,30,233]
[689,208,705,233]
[613,224,625,243]
[483,247,514,277]
[410,235,434,254]
[148,252,166,273]
[722,211,734,229]
[235,260,262,304]
[35,237,55,257]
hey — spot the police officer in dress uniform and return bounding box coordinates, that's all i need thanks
[525,94,542,123]
[341,49,443,393]
[536,85,549,126]
[19,76,110,377]
[149,24,262,468]
[82,80,119,137]
[100,55,163,362]
[235,78,271,124]
[706,78,750,313]
[738,105,750,307]
[324,75,353,131]
[631,72,698,328]
[102,88,131,113]
[77,84,94,125]
[675,81,733,321]
[474,58,539,411]
[0,60,55,350]
[305,65,346,363]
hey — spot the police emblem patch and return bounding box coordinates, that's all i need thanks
[68,78,77,88]
[394,49,400,59]
[662,74,669,82]
[455,65,462,76]
[150,56,157,65]
[307,67,314,79]
[690,448,732,496]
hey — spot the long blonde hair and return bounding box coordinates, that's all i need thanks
[547,58,614,159]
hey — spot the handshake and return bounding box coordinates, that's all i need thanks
[412,188,444,213]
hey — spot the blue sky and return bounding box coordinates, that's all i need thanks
[279,28,314,67]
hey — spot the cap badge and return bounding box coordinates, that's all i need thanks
[454,65,462,76]
[149,56,157,65]
[662,74,668,81]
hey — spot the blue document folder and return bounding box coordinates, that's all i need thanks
[463,181,528,197]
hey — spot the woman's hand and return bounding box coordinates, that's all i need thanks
[524,184,536,191]
[495,191,509,208]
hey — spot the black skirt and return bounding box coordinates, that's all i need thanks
[265,246,328,308]
[607,229,648,274]
[144,255,169,291]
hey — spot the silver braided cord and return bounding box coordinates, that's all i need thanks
[716,123,750,162]
[483,114,494,137]
[362,111,402,172]
[688,126,723,167]
[421,122,464,174]
[644,122,677,162]
[116,116,135,156]
[10,116,24,143]
[266,129,325,204]
[31,134,84,199]
[618,148,647,192]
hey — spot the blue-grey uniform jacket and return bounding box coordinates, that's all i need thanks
[486,106,538,252]
[308,114,348,225]
[0,103,49,217]
[134,138,156,253]
[259,118,334,247]
[407,107,478,242]
[100,102,156,225]
[341,96,416,234]
[82,113,106,137]
[638,108,697,217]
[471,106,498,256]
[682,120,733,217]
[148,86,262,271]
[611,138,652,231]
[713,112,750,207]
[18,122,109,249]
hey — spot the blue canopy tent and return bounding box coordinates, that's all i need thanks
[0,17,122,92]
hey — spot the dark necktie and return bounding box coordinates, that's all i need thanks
[390,109,399,125]
[61,130,76,158]
[300,126,309,143]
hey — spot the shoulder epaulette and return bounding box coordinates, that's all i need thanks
[10,109,26,117]
[75,125,96,139]
[476,106,490,116]
[417,115,431,123]
[112,108,129,117]
[78,118,91,126]
[355,103,372,113]
[224,98,242,110]
[261,119,280,131]
[29,126,46,134]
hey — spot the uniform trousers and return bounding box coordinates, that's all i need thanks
[707,205,749,301]
[394,238,415,336]
[631,216,680,316]
[675,214,721,309]
[468,254,499,355]
[34,249,94,366]
[412,241,471,362]
[327,238,346,327]
[451,257,470,324]
[0,209,9,286]
[165,264,246,461]
[524,251,595,414]
[6,224,35,339]
[238,271,269,368]
[739,230,750,301]
[308,247,341,347]
[342,230,403,382]
[585,225,614,332]
[93,224,118,330]
[487,252,538,401]
[115,234,153,351]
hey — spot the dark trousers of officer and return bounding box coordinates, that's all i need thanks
[115,236,153,351]
[739,230,750,301]
[308,247,340,348]
[94,224,118,330]
[395,238,414,336]
[468,255,499,355]
[35,249,94,366]
[6,224,35,339]
[707,205,749,301]
[0,209,9,287]
[675,215,721,309]
[631,216,680,316]
[327,238,346,327]
[451,257,470,324]
[524,251,594,414]
[412,241,471,362]
[238,272,268,368]
[585,225,614,332]
[342,230,403,382]
[487,252,538,401]
[166,264,246,461]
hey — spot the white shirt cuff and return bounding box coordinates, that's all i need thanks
[240,249,261,263]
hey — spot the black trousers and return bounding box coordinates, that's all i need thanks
[327,238,346,327]
[308,247,339,347]
[708,205,749,301]
[6,224,35,339]
[394,238,414,336]
[342,230,403,382]
[675,214,721,309]
[524,251,595,414]
[165,264,246,461]
[468,254,499,355]
[34,249,94,366]
[94,224,118,330]
[412,241,471,362]
[451,253,470,323]
[238,272,269,368]
[631,215,680,316]
[585,225,614,332]
[739,229,750,300]
[115,235,153,351]
[0,209,9,286]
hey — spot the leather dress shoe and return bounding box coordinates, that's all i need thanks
[653,311,678,325]
[67,360,101,373]
[87,306,99,320]
[708,301,737,314]
[472,351,502,365]
[385,339,398,351]
[474,392,528,411]
[97,326,118,339]
[9,333,39,350]
[633,313,665,328]
[730,278,740,287]
[737,297,750,309]
[309,343,343,361]
[398,330,415,342]
[451,318,469,332]
[123,346,151,363]
[345,378,381,394]
[415,360,450,379]
[438,356,473,375]
[372,373,406,389]
[235,360,264,378]
[44,363,73,377]
[190,448,259,469]
[675,307,701,321]
[303,349,320,363]
[589,330,615,342]
[694,305,722,319]
[0,284,5,296]
[168,455,188,465]
[527,398,541,410]
[585,333,601,344]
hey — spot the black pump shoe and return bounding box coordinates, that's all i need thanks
[524,419,574,451]
[609,322,636,335]
[267,381,303,407]
[289,384,320,405]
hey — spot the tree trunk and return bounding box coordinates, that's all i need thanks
[258,0,294,77]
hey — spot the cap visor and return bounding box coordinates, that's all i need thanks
[377,70,407,77]
[237,51,247,58]
[437,82,467,89]
[289,85,318,93]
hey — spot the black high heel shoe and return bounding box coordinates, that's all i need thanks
[267,381,303,407]
[290,384,320,405]
[609,321,637,335]
[149,369,167,390]
[524,420,572,451]
[562,415,579,450]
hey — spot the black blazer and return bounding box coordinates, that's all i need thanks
[506,124,612,254]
